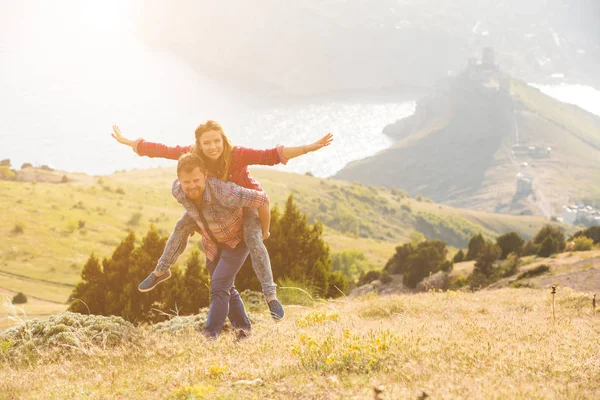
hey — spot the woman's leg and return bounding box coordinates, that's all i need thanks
[243,208,277,300]
[243,208,284,320]
[204,242,251,338]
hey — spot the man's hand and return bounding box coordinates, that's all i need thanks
[307,132,333,152]
[111,125,133,147]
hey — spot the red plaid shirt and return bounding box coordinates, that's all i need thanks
[134,139,288,191]
[172,178,268,262]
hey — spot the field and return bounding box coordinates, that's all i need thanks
[1,288,598,399]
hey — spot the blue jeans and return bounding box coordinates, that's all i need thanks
[205,242,251,337]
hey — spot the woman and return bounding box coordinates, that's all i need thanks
[112,121,333,320]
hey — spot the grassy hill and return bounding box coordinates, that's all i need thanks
[1,288,598,399]
[0,166,563,325]
[335,72,600,217]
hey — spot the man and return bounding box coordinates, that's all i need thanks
[139,152,270,338]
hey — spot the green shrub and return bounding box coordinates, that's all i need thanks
[358,270,381,286]
[12,292,27,304]
[380,270,393,284]
[496,232,524,259]
[498,253,520,278]
[537,236,559,257]
[516,264,550,280]
[573,236,594,251]
[521,240,538,256]
[570,226,600,244]
[533,224,565,254]
[127,212,142,227]
[453,249,465,263]
[0,166,16,180]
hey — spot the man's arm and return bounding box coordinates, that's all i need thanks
[155,212,199,273]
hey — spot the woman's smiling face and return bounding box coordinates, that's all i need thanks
[197,129,224,161]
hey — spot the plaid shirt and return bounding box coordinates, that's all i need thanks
[172,178,268,262]
[134,139,288,191]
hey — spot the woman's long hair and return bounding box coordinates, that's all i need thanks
[193,120,234,181]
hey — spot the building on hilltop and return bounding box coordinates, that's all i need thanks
[516,173,533,196]
[562,204,600,226]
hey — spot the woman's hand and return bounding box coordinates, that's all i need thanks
[307,132,333,153]
[111,125,134,147]
[262,231,271,241]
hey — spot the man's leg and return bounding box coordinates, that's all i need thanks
[205,242,250,337]
[228,286,251,332]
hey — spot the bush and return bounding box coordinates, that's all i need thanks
[473,241,502,278]
[570,226,600,244]
[453,249,465,263]
[21,163,32,169]
[380,270,393,285]
[0,312,138,360]
[61,175,69,183]
[358,270,381,286]
[498,253,519,278]
[572,236,594,251]
[12,292,27,304]
[0,166,16,180]
[537,236,559,257]
[516,264,550,280]
[127,212,142,227]
[116,187,126,195]
[402,240,450,288]
[466,233,486,261]
[496,232,524,259]
[521,240,538,256]
[533,224,565,254]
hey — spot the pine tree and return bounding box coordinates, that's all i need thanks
[496,232,524,259]
[102,232,136,316]
[69,254,106,314]
[235,195,345,298]
[180,250,210,314]
[453,249,465,263]
[466,233,486,261]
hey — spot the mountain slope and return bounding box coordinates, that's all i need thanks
[335,69,600,216]
[1,167,559,305]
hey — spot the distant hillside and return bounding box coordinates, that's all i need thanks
[2,166,562,311]
[335,66,600,217]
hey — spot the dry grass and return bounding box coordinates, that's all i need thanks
[1,288,598,399]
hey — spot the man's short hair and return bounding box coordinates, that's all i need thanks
[177,153,207,177]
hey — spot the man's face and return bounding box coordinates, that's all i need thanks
[179,167,207,200]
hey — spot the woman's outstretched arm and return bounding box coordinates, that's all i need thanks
[111,125,193,160]
[281,132,333,161]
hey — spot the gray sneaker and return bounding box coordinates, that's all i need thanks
[268,299,285,321]
[138,270,171,292]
